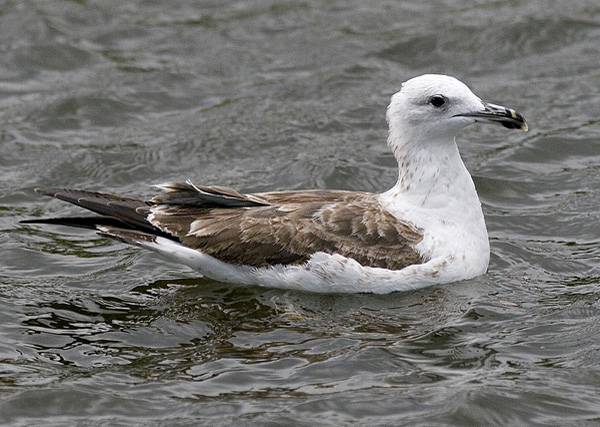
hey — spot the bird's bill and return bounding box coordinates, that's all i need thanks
[456,102,528,131]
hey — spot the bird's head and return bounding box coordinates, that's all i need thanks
[386,74,528,144]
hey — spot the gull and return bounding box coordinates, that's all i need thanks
[22,74,528,294]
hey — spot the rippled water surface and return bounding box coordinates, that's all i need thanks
[2,1,600,425]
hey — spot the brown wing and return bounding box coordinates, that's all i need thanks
[150,187,424,270]
[26,182,425,270]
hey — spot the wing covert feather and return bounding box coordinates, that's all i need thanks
[150,190,424,270]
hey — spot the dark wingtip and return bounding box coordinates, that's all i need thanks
[19,216,105,229]
[33,187,64,197]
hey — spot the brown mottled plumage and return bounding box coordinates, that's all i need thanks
[25,182,424,270]
[151,184,424,269]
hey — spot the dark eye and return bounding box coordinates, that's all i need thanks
[429,95,446,107]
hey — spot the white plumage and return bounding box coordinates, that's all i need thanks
[26,74,528,293]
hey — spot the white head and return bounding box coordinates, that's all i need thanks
[386,74,527,146]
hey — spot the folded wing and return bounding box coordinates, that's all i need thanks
[25,181,425,270]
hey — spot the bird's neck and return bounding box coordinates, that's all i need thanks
[379,125,490,277]
[384,128,481,213]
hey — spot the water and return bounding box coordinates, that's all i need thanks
[1,0,600,425]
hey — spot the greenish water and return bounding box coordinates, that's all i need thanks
[2,1,600,425]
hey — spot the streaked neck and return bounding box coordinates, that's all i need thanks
[388,131,478,209]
